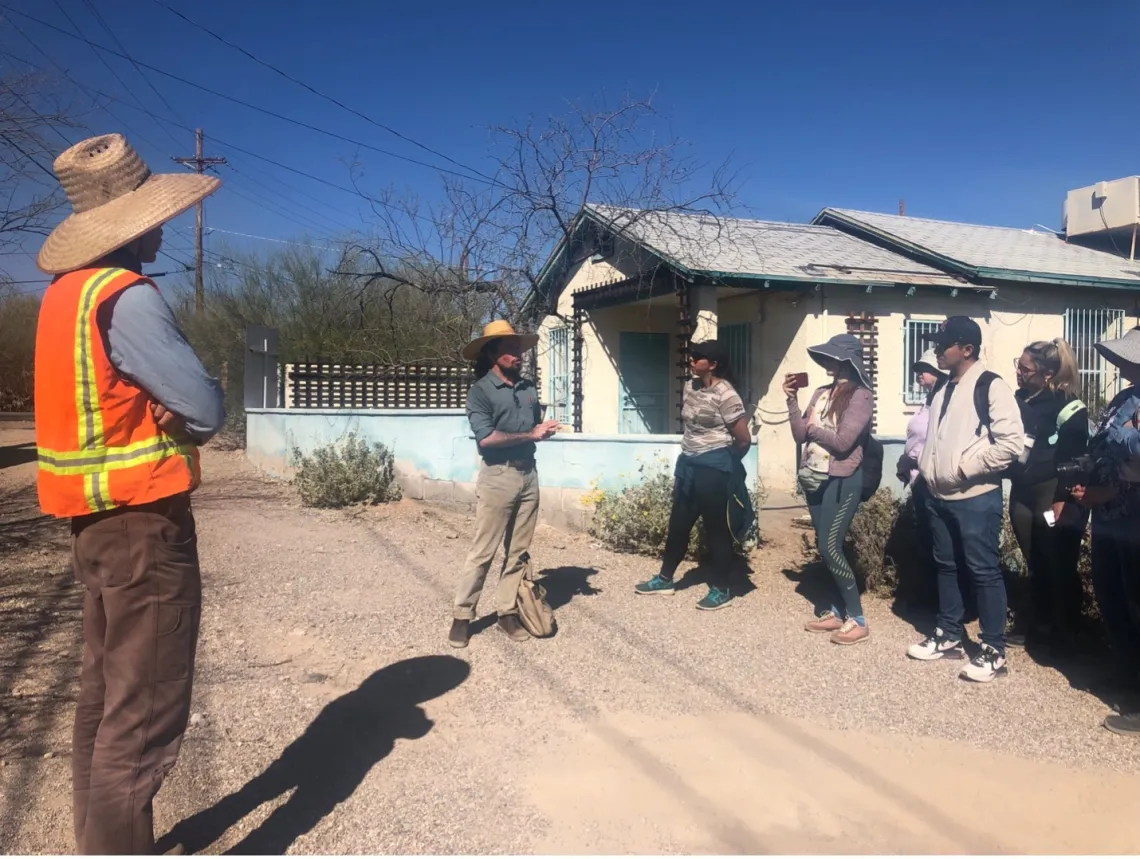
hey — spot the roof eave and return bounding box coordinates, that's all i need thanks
[696,269,964,290]
[976,267,1140,291]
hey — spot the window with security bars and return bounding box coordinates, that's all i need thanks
[720,322,752,403]
[1064,307,1126,415]
[903,319,941,404]
[546,326,572,425]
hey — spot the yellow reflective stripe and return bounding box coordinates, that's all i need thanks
[40,434,182,463]
[82,473,111,511]
[37,440,195,476]
[73,269,120,451]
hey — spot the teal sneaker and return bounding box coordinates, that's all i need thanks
[634,575,675,595]
[696,586,734,611]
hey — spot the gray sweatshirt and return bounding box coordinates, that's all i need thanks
[96,283,225,443]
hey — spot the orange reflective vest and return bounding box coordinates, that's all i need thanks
[34,267,200,518]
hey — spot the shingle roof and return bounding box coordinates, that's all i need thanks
[585,204,963,287]
[819,208,1140,286]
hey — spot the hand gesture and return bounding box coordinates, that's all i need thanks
[782,375,799,398]
[151,402,186,435]
[530,420,559,442]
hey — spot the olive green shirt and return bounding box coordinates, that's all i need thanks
[466,372,541,464]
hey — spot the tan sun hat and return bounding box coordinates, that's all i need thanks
[461,320,538,361]
[36,133,220,275]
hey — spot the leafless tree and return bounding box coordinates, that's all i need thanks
[0,71,80,276]
[344,92,740,329]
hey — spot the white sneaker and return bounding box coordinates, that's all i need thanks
[960,644,1008,682]
[907,628,966,661]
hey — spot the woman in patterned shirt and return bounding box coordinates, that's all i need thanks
[634,339,754,610]
[785,334,875,645]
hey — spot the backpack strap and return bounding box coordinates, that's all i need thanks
[973,371,998,443]
[1047,398,1086,445]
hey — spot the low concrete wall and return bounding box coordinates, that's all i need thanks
[246,409,769,530]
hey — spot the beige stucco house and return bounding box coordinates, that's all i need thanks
[529,204,1140,494]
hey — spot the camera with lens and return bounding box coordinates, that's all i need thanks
[1055,454,1094,482]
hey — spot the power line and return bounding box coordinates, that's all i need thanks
[2,45,439,231]
[219,180,345,241]
[0,33,172,159]
[47,0,182,149]
[204,227,341,252]
[78,0,192,131]
[148,0,499,185]
[4,6,503,186]
[223,163,359,235]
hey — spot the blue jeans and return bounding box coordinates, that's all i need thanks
[924,488,1007,653]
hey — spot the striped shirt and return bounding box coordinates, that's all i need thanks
[680,378,746,455]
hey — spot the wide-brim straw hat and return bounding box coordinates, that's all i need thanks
[36,133,220,275]
[1094,326,1140,368]
[461,320,539,361]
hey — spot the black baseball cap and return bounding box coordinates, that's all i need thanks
[689,339,729,366]
[925,316,982,352]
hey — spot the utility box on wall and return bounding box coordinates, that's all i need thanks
[244,324,280,410]
[1064,176,1140,238]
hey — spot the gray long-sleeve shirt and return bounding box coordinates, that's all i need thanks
[95,283,225,443]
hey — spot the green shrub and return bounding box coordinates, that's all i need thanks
[584,457,766,557]
[290,433,402,508]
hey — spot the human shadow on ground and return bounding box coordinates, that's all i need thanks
[0,442,36,471]
[468,565,601,639]
[157,655,470,856]
[674,558,757,598]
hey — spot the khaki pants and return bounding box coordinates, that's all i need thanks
[70,493,201,855]
[453,463,540,620]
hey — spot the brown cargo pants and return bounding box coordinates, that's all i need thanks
[70,493,201,855]
[453,462,540,620]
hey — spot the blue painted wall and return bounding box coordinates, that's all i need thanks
[247,409,758,493]
[246,408,906,501]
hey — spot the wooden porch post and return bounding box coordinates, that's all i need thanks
[572,305,584,433]
[674,275,693,433]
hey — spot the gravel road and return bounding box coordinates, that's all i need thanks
[2,431,1139,854]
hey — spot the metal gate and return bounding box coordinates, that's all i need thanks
[1064,307,1126,414]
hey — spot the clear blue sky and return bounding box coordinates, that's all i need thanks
[6,0,1140,289]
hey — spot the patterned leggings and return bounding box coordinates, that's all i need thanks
[806,468,865,619]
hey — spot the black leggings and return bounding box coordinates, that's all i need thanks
[1008,478,1085,635]
[805,469,864,619]
[659,466,746,591]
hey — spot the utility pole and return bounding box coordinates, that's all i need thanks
[898,199,906,216]
[173,129,226,316]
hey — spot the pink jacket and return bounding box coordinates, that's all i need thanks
[904,404,930,486]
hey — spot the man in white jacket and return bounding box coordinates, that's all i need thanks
[908,316,1025,682]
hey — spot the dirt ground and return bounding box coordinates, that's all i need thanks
[2,421,1139,855]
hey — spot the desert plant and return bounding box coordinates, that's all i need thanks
[290,433,402,508]
[584,458,764,557]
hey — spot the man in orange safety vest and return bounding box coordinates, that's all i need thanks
[34,133,224,855]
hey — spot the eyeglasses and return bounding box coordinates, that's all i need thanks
[1013,359,1037,376]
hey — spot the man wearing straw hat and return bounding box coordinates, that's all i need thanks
[1072,326,1140,737]
[34,134,224,853]
[448,320,559,648]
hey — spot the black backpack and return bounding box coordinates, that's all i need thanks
[929,370,998,441]
[860,433,884,502]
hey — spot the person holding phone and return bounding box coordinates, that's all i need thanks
[1071,327,1140,737]
[1006,338,1088,651]
[634,340,755,610]
[785,333,875,645]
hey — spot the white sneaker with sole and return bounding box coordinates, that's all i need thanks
[960,644,1008,682]
[907,628,966,661]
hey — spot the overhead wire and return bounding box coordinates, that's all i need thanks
[4,6,505,187]
[0,29,173,159]
[46,0,182,150]
[0,46,442,229]
[147,0,500,185]
[78,0,192,131]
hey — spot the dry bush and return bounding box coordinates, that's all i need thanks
[290,433,402,508]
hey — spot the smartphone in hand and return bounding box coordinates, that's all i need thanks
[788,372,809,389]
